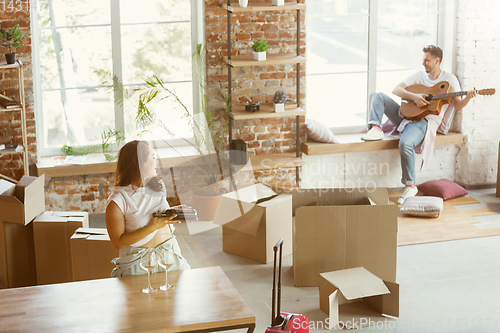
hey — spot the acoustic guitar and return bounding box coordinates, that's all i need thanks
[400,81,495,120]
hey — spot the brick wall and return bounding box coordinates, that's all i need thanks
[0,4,36,180]
[454,0,500,185]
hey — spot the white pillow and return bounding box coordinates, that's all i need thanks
[399,196,443,218]
[305,118,339,143]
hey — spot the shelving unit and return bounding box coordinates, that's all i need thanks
[0,60,29,183]
[225,1,306,187]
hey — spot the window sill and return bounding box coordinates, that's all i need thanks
[35,146,208,178]
[301,132,464,156]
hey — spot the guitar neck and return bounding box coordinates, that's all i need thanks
[432,91,467,100]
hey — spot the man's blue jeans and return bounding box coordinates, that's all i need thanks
[367,92,428,186]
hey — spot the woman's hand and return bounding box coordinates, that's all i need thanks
[149,214,180,231]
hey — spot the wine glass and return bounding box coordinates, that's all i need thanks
[157,248,175,291]
[139,249,158,294]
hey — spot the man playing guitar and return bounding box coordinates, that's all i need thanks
[361,45,477,204]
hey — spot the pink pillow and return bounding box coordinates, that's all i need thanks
[418,179,468,200]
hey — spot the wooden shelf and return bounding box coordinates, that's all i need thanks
[0,61,21,70]
[302,131,465,155]
[224,53,305,67]
[223,2,306,12]
[231,104,305,120]
[231,153,304,172]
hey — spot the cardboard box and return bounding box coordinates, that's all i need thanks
[319,267,399,330]
[0,175,46,225]
[70,228,119,281]
[273,187,398,287]
[0,221,37,288]
[33,211,90,285]
[0,179,16,196]
[214,184,293,263]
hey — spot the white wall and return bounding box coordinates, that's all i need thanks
[302,0,500,189]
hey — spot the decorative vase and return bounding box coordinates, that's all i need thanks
[253,51,266,61]
[5,53,16,65]
[192,192,223,221]
[274,103,285,113]
[239,0,248,7]
[272,0,284,5]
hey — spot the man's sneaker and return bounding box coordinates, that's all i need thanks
[397,186,418,205]
[361,127,384,141]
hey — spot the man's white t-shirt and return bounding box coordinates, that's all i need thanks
[106,185,171,247]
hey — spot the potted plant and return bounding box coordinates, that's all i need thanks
[0,24,31,65]
[273,90,288,113]
[252,38,268,61]
[272,0,285,5]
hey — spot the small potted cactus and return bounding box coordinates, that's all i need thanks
[252,38,268,61]
[272,0,285,5]
[273,90,288,113]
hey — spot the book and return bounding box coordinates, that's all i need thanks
[0,100,22,109]
[0,143,23,152]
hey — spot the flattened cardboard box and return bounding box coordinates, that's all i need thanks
[0,175,46,225]
[70,228,119,281]
[319,267,399,330]
[214,184,292,263]
[33,211,89,285]
[272,187,398,287]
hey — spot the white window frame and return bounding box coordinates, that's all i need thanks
[31,0,205,160]
[306,0,454,135]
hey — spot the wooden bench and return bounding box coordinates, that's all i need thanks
[302,131,464,155]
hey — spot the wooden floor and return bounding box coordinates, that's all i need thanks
[390,192,500,246]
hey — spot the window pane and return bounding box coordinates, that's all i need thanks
[377,0,438,70]
[42,89,115,148]
[121,22,192,84]
[306,73,367,128]
[38,0,110,28]
[39,27,113,89]
[307,0,369,75]
[120,0,190,23]
[124,82,194,141]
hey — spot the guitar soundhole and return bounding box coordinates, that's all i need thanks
[440,84,446,89]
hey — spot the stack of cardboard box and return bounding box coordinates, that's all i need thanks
[0,175,46,288]
[0,175,117,288]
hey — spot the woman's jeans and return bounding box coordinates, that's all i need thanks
[367,93,428,185]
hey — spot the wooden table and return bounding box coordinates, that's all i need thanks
[0,266,255,333]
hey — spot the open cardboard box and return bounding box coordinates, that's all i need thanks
[213,184,292,263]
[70,228,119,281]
[0,175,46,226]
[319,267,399,330]
[271,187,398,287]
[33,211,89,285]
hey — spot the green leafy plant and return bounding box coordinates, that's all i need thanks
[0,24,31,54]
[252,38,268,53]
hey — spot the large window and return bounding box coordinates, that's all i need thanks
[33,0,202,156]
[306,0,441,131]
